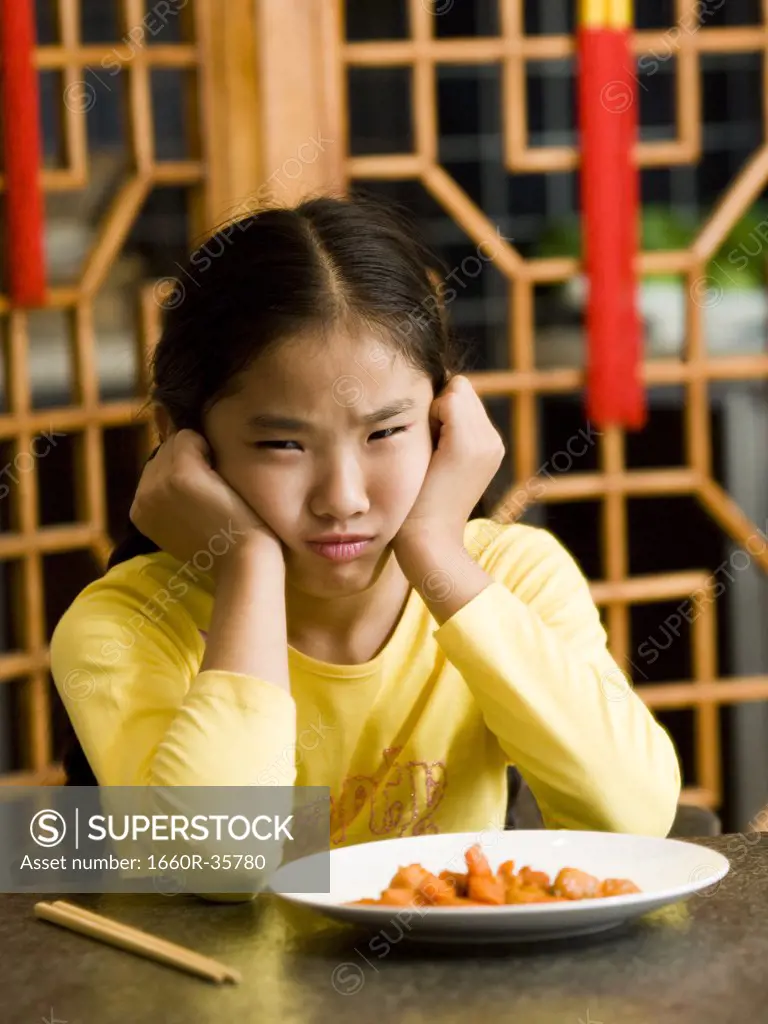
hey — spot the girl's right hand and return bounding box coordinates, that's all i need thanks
[129,429,282,570]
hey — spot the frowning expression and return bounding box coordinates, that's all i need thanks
[203,330,436,595]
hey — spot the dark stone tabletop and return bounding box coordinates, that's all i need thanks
[1,833,764,1024]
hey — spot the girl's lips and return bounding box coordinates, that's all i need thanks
[306,539,373,562]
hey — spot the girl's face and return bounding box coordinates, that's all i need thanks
[202,330,436,596]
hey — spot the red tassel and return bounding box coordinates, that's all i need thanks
[578,27,645,429]
[0,0,46,307]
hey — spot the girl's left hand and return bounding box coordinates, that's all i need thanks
[394,375,505,552]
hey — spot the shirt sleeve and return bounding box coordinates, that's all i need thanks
[432,526,682,836]
[49,577,297,789]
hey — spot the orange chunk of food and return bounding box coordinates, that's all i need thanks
[417,872,459,905]
[378,887,428,907]
[467,874,506,905]
[347,853,639,908]
[497,860,516,884]
[438,870,469,898]
[552,867,601,900]
[517,866,551,890]
[465,844,494,877]
[390,863,433,890]
[506,885,563,904]
[599,878,641,897]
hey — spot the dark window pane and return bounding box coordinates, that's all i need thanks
[345,0,408,40]
[38,432,78,527]
[544,500,602,579]
[348,68,413,155]
[143,0,191,43]
[527,60,576,147]
[638,58,676,141]
[627,496,726,576]
[151,69,196,160]
[27,310,75,410]
[40,71,66,167]
[433,0,498,37]
[35,0,59,44]
[702,0,760,25]
[524,0,573,34]
[634,0,675,28]
[625,389,686,468]
[80,0,119,43]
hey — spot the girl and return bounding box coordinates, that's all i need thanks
[51,194,681,856]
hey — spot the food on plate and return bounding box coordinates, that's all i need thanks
[347,843,641,907]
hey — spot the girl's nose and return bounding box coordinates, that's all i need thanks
[309,455,370,523]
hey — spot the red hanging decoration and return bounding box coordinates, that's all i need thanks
[578,17,645,429]
[0,0,46,307]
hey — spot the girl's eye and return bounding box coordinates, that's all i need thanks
[253,426,409,450]
[254,441,302,451]
[369,426,409,442]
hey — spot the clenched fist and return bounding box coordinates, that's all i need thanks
[129,429,281,574]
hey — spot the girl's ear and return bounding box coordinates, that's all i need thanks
[152,403,173,443]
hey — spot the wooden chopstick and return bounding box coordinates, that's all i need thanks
[34,901,241,985]
[51,900,242,984]
[36,900,240,984]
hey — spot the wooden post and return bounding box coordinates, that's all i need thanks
[254,0,345,206]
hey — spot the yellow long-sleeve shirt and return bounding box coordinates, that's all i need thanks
[50,519,681,845]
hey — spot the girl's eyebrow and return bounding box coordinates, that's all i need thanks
[246,399,416,432]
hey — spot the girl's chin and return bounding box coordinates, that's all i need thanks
[287,574,376,601]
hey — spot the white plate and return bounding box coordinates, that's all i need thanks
[269,830,730,943]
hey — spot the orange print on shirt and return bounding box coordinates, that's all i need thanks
[330,747,447,846]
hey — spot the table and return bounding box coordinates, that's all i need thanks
[2,834,765,1024]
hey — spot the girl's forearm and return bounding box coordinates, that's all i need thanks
[200,535,290,691]
[395,529,493,625]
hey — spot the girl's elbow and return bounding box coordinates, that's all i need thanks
[637,788,679,838]
[651,732,683,836]
[618,719,682,836]
[618,758,682,838]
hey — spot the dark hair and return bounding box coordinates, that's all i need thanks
[62,193,492,784]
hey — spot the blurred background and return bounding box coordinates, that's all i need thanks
[1,0,768,834]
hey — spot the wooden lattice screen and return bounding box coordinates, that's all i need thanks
[4,0,768,820]
[0,0,262,785]
[337,0,768,814]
